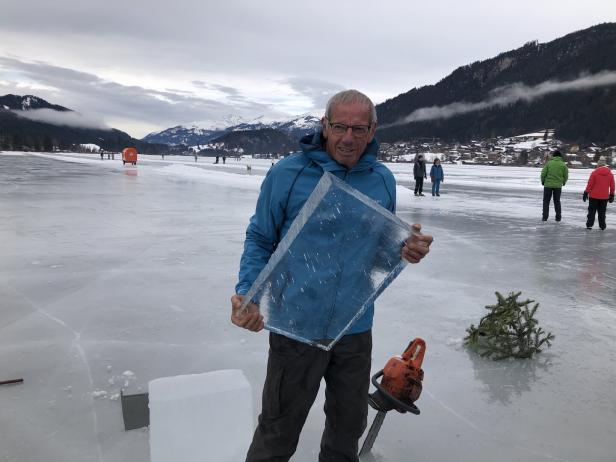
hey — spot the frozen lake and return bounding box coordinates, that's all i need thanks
[1,152,615,462]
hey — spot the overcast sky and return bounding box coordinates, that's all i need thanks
[1,0,616,138]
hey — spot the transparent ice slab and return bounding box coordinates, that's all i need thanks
[241,172,411,350]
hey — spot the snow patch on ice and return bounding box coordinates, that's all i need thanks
[154,164,263,190]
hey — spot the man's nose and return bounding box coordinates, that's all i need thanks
[341,127,355,142]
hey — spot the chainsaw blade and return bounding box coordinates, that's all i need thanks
[359,410,387,456]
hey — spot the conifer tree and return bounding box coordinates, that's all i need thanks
[465,291,554,360]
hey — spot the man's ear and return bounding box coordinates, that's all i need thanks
[321,117,328,138]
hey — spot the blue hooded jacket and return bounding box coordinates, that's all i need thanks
[429,164,444,181]
[235,132,397,334]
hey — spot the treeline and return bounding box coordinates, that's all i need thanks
[376,23,616,145]
[0,112,176,154]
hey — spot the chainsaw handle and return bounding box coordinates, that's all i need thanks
[371,370,420,415]
[401,337,426,368]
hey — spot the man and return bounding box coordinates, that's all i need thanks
[231,90,433,462]
[583,156,615,230]
[540,150,569,222]
[413,154,427,196]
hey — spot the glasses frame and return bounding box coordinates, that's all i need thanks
[325,118,373,138]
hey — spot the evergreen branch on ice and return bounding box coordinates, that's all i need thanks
[464,291,554,360]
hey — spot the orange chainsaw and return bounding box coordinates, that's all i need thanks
[359,337,425,456]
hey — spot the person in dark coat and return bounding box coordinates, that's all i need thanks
[429,158,444,196]
[413,154,427,196]
[583,157,615,230]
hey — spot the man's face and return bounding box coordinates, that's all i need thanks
[322,102,375,169]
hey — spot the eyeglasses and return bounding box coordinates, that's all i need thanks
[327,120,372,138]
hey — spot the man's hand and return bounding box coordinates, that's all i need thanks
[583,191,588,202]
[402,224,433,264]
[231,294,264,332]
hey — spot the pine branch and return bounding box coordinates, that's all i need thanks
[465,291,554,360]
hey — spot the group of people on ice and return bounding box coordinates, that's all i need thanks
[413,154,444,197]
[541,150,615,230]
[412,149,615,229]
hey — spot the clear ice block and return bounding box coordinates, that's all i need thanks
[241,172,411,350]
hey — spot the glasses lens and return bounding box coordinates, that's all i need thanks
[331,123,347,135]
[352,126,369,136]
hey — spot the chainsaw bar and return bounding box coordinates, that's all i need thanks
[358,410,386,456]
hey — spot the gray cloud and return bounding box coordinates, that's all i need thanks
[0,57,285,136]
[13,108,110,129]
[386,71,616,127]
[284,77,345,111]
[192,81,242,97]
[164,88,196,95]
[4,1,613,98]
[2,1,616,136]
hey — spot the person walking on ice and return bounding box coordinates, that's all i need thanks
[430,158,444,196]
[540,150,568,222]
[583,156,615,230]
[413,154,427,196]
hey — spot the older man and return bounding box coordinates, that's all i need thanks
[231,90,433,462]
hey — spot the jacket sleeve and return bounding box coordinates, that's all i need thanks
[585,171,594,193]
[563,164,569,186]
[388,173,397,213]
[235,170,287,295]
[611,171,616,195]
[429,166,435,177]
[540,164,548,183]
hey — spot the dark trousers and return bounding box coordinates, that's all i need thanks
[414,177,424,195]
[246,331,372,462]
[542,187,562,220]
[587,198,608,229]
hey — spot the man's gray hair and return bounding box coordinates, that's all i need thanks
[325,90,377,125]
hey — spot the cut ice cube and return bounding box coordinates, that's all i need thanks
[241,172,409,350]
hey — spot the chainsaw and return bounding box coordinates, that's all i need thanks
[359,337,425,456]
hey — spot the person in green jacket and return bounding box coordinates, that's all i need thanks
[540,150,569,222]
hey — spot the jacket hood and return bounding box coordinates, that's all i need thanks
[299,131,380,173]
[595,165,612,176]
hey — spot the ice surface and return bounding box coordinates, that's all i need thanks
[241,172,409,350]
[149,370,252,462]
[1,152,615,462]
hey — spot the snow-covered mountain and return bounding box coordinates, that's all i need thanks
[142,114,321,146]
[141,125,226,146]
[0,94,70,112]
[276,114,322,140]
[228,114,321,139]
[0,93,174,153]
